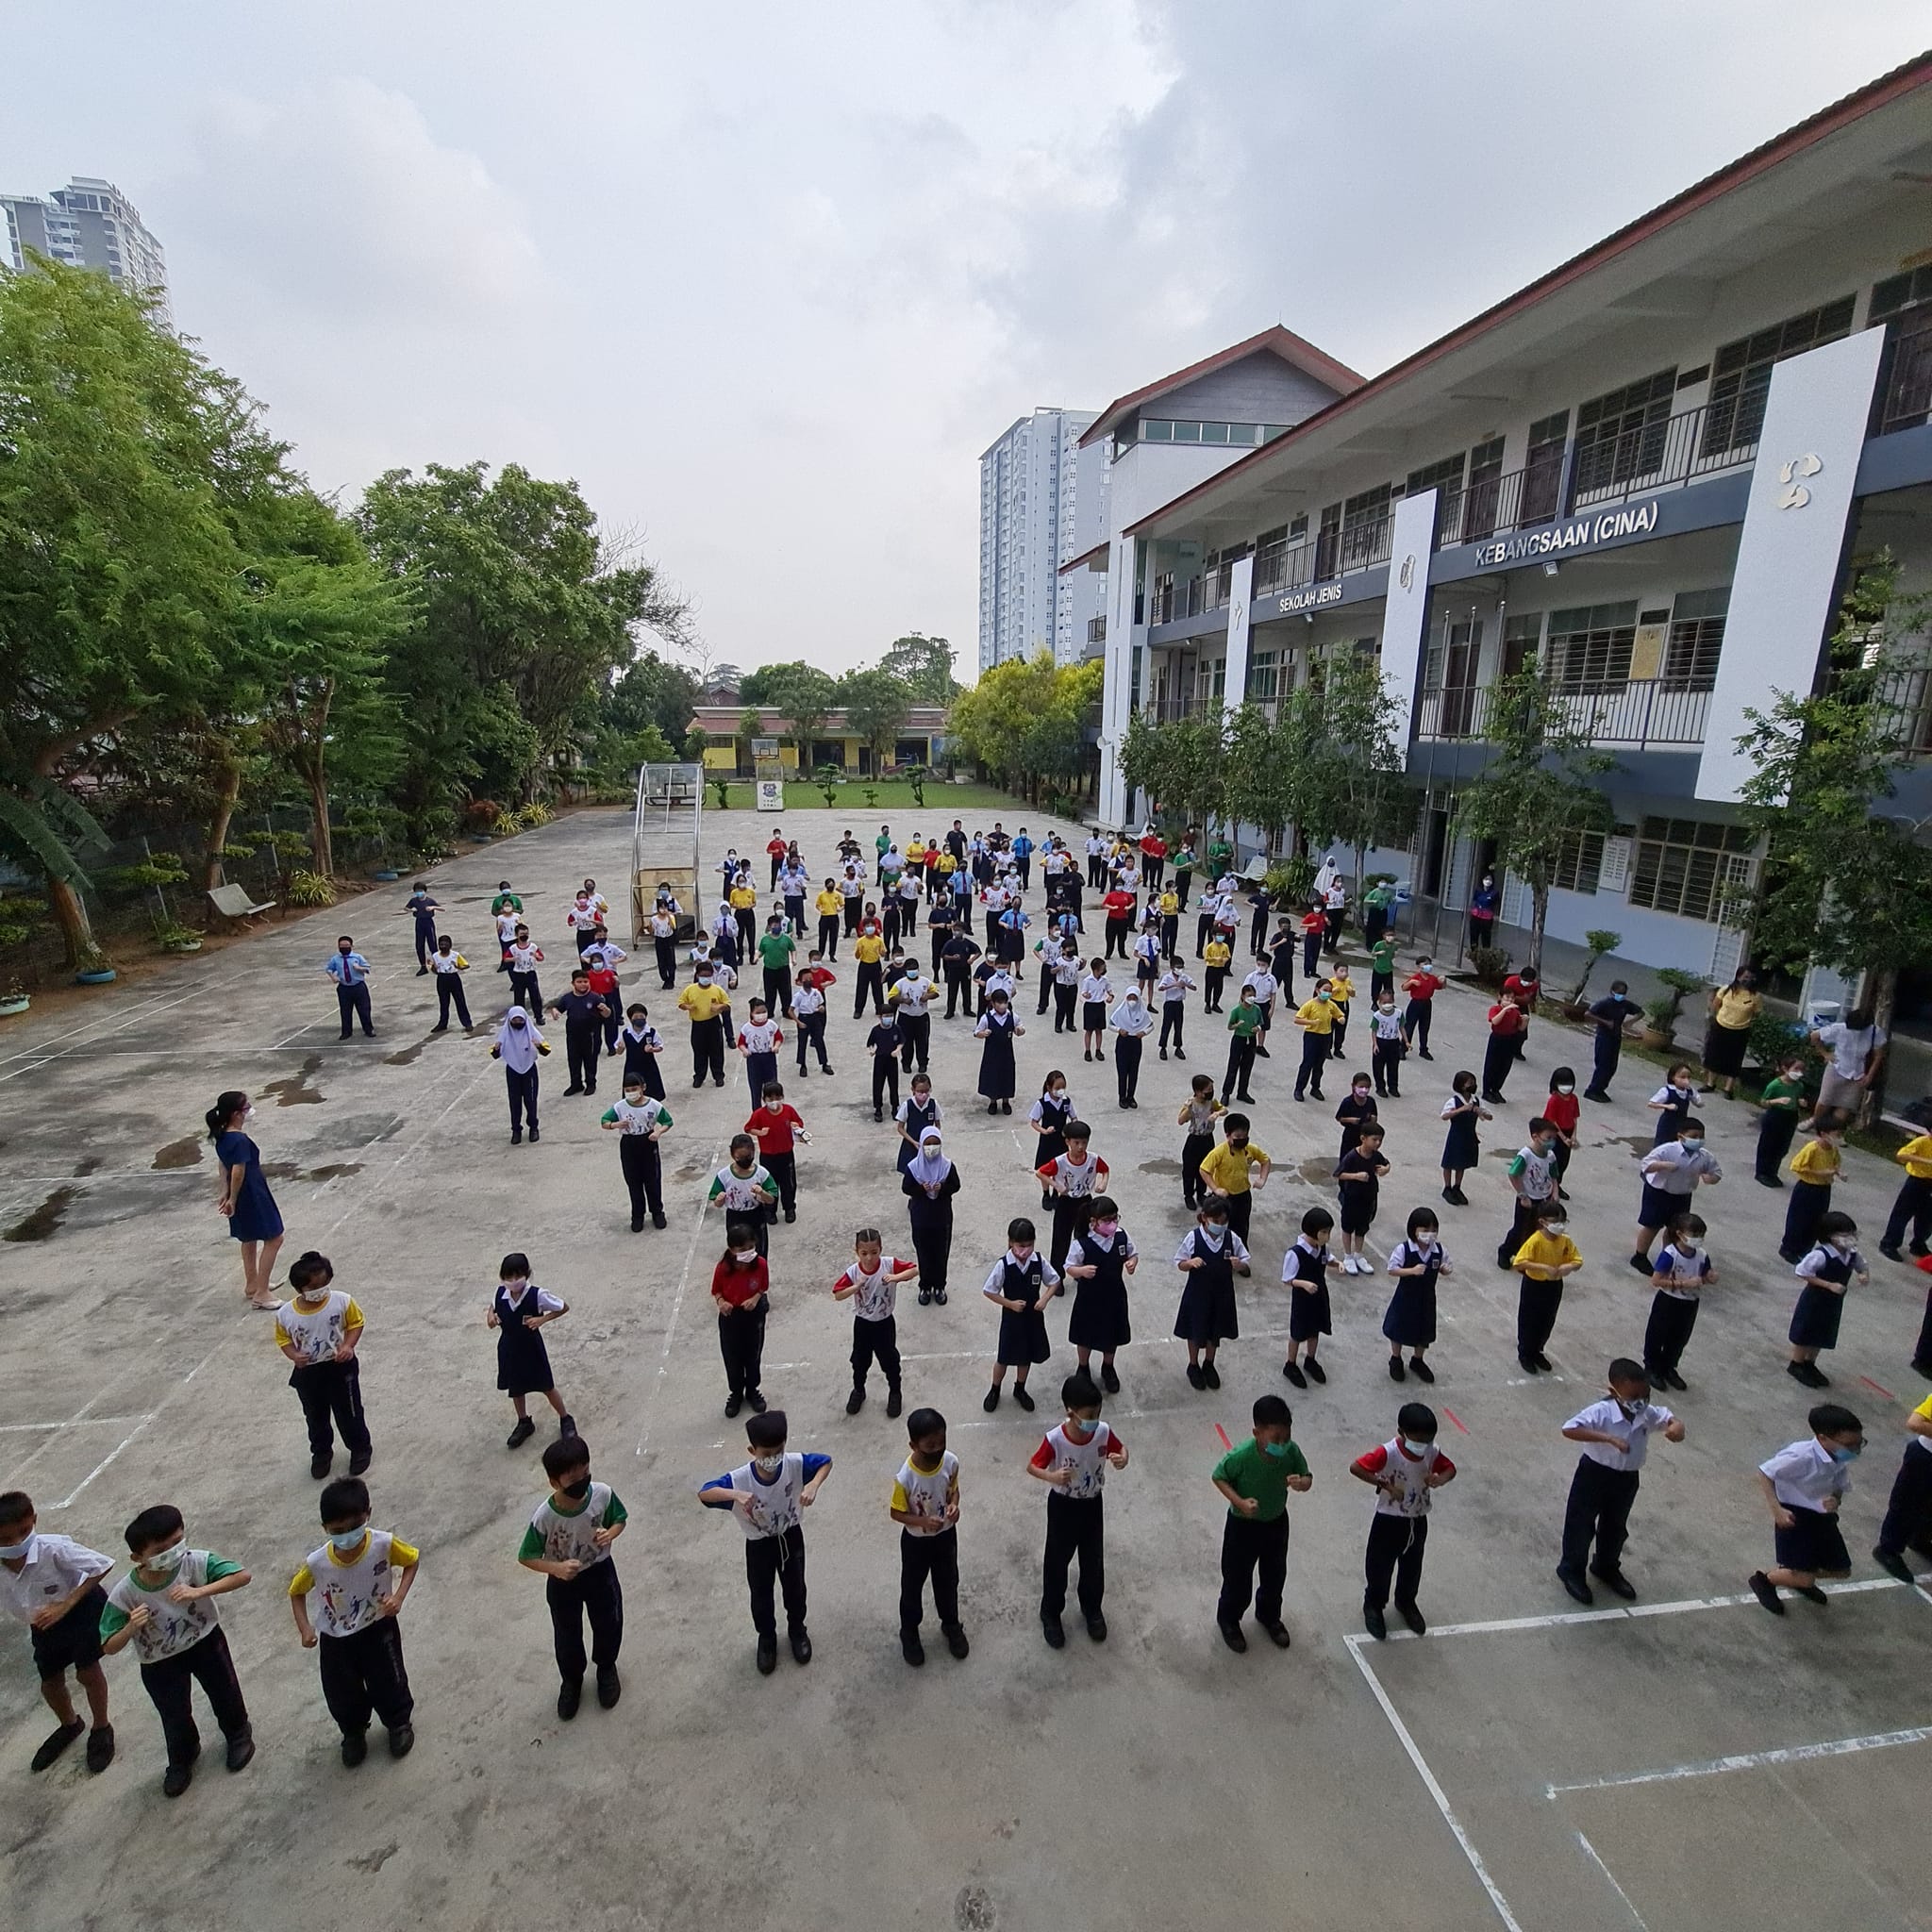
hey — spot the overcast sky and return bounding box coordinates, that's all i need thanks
[6,2,1926,678]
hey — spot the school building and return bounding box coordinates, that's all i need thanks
[1081,54,1932,992]
[687,706,950,776]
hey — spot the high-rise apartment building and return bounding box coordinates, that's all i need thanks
[977,407,1108,673]
[1,177,171,328]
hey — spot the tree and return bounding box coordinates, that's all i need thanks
[1309,651,1418,893]
[603,649,700,745]
[1733,555,1932,1124]
[738,659,817,708]
[880,633,958,701]
[768,665,841,767]
[840,668,910,774]
[1122,707,1224,830]
[1452,668,1615,974]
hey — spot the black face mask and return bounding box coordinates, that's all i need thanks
[561,1476,591,1500]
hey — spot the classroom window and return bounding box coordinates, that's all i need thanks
[1702,296,1856,456]
[1550,829,1606,894]
[1661,588,1729,691]
[1628,816,1755,922]
[1573,370,1675,493]
[1406,451,1466,497]
[1245,649,1278,701]
[1544,602,1638,694]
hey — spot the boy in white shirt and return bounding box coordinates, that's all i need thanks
[1027,1371,1128,1649]
[275,1250,372,1479]
[0,1490,115,1774]
[1749,1403,1865,1615]
[518,1436,628,1719]
[1555,1358,1684,1605]
[832,1228,920,1417]
[890,1407,969,1667]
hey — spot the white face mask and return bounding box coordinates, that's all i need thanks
[143,1541,187,1574]
[733,1249,758,1265]
[1399,1438,1431,1457]
[0,1537,31,1561]
[753,1453,784,1476]
[1556,1083,1574,1094]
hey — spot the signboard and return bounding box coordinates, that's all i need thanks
[1376,488,1437,744]
[752,737,784,812]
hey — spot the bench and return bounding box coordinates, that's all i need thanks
[207,883,276,923]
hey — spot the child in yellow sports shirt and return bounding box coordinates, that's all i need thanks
[1878,1130,1932,1264]
[1779,1110,1845,1262]
[1202,933,1233,1013]
[1326,966,1357,1060]
[1512,1200,1582,1375]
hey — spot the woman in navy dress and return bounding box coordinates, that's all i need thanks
[974,990,1022,1113]
[208,1089,284,1309]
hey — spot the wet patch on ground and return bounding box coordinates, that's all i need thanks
[1299,1157,1341,1185]
[304,1163,363,1183]
[1138,1157,1180,1174]
[264,1055,325,1105]
[384,1040,427,1066]
[152,1134,204,1170]
[261,1160,367,1185]
[4,1186,77,1241]
[72,1154,101,1175]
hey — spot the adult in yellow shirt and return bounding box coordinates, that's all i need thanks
[1872,1390,1932,1577]
[1291,980,1343,1102]
[814,882,844,960]
[1880,1132,1932,1264]
[1198,1115,1271,1243]
[1697,967,1762,1098]
[1511,1202,1582,1374]
[677,968,733,1088]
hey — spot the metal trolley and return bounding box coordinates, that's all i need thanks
[631,762,705,945]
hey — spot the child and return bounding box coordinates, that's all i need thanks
[1880,1127,1932,1263]
[982,1217,1059,1412]
[791,953,835,1076]
[1178,1076,1225,1210]
[648,899,680,989]
[1780,1109,1846,1261]
[1754,1052,1809,1188]
[1646,1063,1697,1145]
[1063,1195,1137,1394]
[1631,1115,1722,1273]
[699,1410,831,1674]
[1439,1072,1490,1206]
[1748,1403,1865,1614]
[99,1506,254,1795]
[737,998,783,1111]
[867,1008,904,1122]
[708,1135,779,1257]
[0,1491,115,1774]
[1038,1121,1108,1273]
[1108,986,1154,1107]
[758,914,797,1019]
[1544,1066,1580,1197]
[1383,1208,1449,1383]
[1079,958,1113,1061]
[1401,956,1444,1059]
[712,1223,772,1418]
[1211,1392,1309,1652]
[1350,1404,1456,1641]
[1336,1124,1389,1275]
[428,934,474,1032]
[1028,1371,1128,1648]
[507,924,544,1018]
[517,1435,627,1717]
[548,969,611,1096]
[275,1251,372,1478]
[974,989,1021,1114]
[1291,977,1341,1102]
[1027,1072,1075,1207]
[1197,1114,1272,1246]
[1202,929,1233,1013]
[1280,1207,1335,1389]
[1511,1201,1581,1375]
[1369,993,1406,1097]
[1497,1118,1561,1269]
[490,1007,547,1144]
[486,1254,574,1447]
[1326,964,1356,1058]
[289,1476,418,1763]
[1223,987,1265,1105]
[1872,1393,1932,1582]
[599,1077,672,1232]
[1555,1359,1684,1605]
[1369,934,1395,1008]
[619,1002,665,1100]
[833,1229,919,1417]
[746,1082,807,1224]
[896,1074,942,1176]
[891,1408,969,1666]
[1174,1200,1249,1390]
[676,959,732,1089]
[1644,1211,1713,1391]
[1788,1209,1868,1388]
[1336,1073,1378,1157]
[406,881,441,971]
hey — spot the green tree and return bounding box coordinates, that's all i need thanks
[739,658,817,707]
[1308,651,1418,895]
[1452,668,1615,975]
[768,664,841,768]
[603,649,700,745]
[1121,707,1224,830]
[880,633,958,701]
[840,667,910,774]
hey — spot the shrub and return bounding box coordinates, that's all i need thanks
[905,764,930,808]
[813,763,842,807]
[863,787,880,809]
[518,800,555,829]
[492,809,523,839]
[463,798,499,830]
[1265,856,1316,905]
[287,871,337,908]
[1470,943,1509,988]
[1747,1006,1807,1073]
[710,777,733,809]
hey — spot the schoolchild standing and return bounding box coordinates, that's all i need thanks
[832,1229,918,1417]
[708,1137,779,1258]
[1747,1404,1864,1615]
[1439,1072,1489,1205]
[1511,1201,1581,1376]
[427,935,473,1032]
[1078,958,1113,1062]
[1038,1122,1109,1274]
[677,960,732,1090]
[1754,1052,1810,1188]
[1350,1404,1456,1641]
[791,955,835,1077]
[649,900,680,990]
[736,997,784,1111]
[1178,1076,1225,1209]
[891,1409,969,1665]
[405,882,441,972]
[1369,993,1406,1097]
[548,969,610,1097]
[711,1224,772,1418]
[1063,1194,1136,1393]
[1496,1118,1561,1269]
[866,1007,904,1123]
[619,1002,666,1100]
[1108,988,1154,1107]
[1582,979,1644,1102]
[1881,1127,1932,1262]
[1383,1208,1448,1383]
[758,914,797,1019]
[1157,962,1195,1061]
[1281,1207,1336,1389]
[982,1217,1059,1412]
[1544,1067,1581,1196]
[746,1082,807,1224]
[1555,1359,1683,1605]
[975,989,1022,1115]
[506,925,544,1018]
[1174,1199,1249,1391]
[1211,1392,1308,1653]
[1335,1124,1390,1277]
[1401,956,1444,1059]
[1642,1210,1712,1391]
[1027,1071,1075,1207]
[1780,1110,1846,1262]
[0,1491,116,1774]
[1197,1114,1271,1247]
[490,1007,547,1144]
[599,1077,672,1232]
[1632,1117,1721,1273]
[275,1251,373,1478]
[1787,1209,1868,1388]
[486,1253,574,1447]
[901,1129,960,1307]
[1029,1371,1128,1648]
[894,1074,941,1175]
[1646,1064,1697,1145]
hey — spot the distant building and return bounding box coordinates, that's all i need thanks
[978,408,1108,672]
[688,705,950,776]
[0,176,171,327]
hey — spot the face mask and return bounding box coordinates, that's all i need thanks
[1066,1415,1097,1436]
[328,1527,367,1553]
[1830,1236,1854,1253]
[0,1538,31,1560]
[1680,1136,1703,1150]
[1399,1438,1430,1457]
[1672,1080,1691,1093]
[753,1453,784,1476]
[509,1018,526,1030]
[1418,962,1432,974]
[1261,1441,1293,1460]
[1556,1083,1574,1094]
[1091,1220,1119,1238]
[143,1541,186,1574]
[1354,1088,1371,1100]
[1829,1443,1861,1463]
[561,1476,592,1500]
[1543,1223,1567,1238]
[1615,1396,1645,1416]
[1378,1004,1394,1015]
[733,1249,758,1265]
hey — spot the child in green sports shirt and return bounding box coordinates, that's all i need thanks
[518,1436,627,1719]
[1754,1054,1809,1189]
[1211,1393,1310,1652]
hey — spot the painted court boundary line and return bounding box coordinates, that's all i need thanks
[1547,1724,1932,1796]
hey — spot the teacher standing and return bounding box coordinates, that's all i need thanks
[208,1090,284,1310]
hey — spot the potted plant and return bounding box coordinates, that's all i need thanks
[0,977,28,1018]
[153,920,204,954]
[1642,966,1707,1049]
[287,870,338,908]
[74,947,117,986]
[1563,928,1623,1017]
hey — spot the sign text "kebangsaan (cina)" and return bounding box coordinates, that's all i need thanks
[1470,498,1659,567]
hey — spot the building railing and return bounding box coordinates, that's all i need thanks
[1145,696,1208,724]
[1413,677,1712,748]
[1868,662,1932,754]
[1874,325,1932,438]
[1250,513,1392,598]
[1086,616,1107,643]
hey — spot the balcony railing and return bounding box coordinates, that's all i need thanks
[1867,662,1932,754]
[1251,513,1392,598]
[1145,696,1208,724]
[1874,322,1932,437]
[1414,678,1712,749]
[1086,616,1107,643]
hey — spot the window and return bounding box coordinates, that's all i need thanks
[1545,602,1637,694]
[1703,296,1855,456]
[1574,371,1675,494]
[1629,817,1756,922]
[1661,588,1728,691]
[1406,452,1466,498]
[1245,649,1278,701]
[1288,511,1307,541]
[1551,829,1606,894]
[1522,411,1569,525]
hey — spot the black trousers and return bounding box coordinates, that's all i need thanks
[1884,1175,1932,1250]
[1222,1190,1254,1247]
[434,975,472,1028]
[1041,1491,1105,1619]
[785,896,807,938]
[141,1627,250,1767]
[795,1010,829,1071]
[507,1066,539,1135]
[1218,1512,1289,1625]
[818,915,841,959]
[1643,1291,1698,1373]
[1205,967,1226,1011]
[1481,1034,1514,1098]
[872,1056,900,1115]
[852,1313,900,1390]
[1559,1458,1640,1578]
[883,903,901,949]
[736,908,757,957]
[1497,1196,1543,1269]
[1054,982,1078,1032]
[1589,1026,1621,1095]
[1225,1036,1257,1098]
[691,1017,725,1084]
[1876,1441,1932,1557]
[414,920,437,968]
[855,962,884,1016]
[1294,1030,1327,1097]
[655,938,678,988]
[1363,1512,1428,1611]
[1089,858,1107,889]
[1404,999,1433,1053]
[619,1135,664,1225]
[1105,918,1128,958]
[899,1013,930,1072]
[1115,1034,1144,1101]
[763,967,793,1018]
[1303,933,1322,977]
[291,1358,371,1458]
[910,1220,951,1294]
[336,981,374,1036]
[1174,871,1192,910]
[844,899,863,935]
[746,1526,808,1638]
[508,969,542,1017]
[1037,969,1055,1014]
[1517,1276,1564,1356]
[766,1149,796,1216]
[566,1024,600,1091]
[1181,1130,1215,1208]
[318,1619,413,1735]
[1197,912,1216,957]
[944,970,971,1018]
[1159,1004,1185,1053]
[1756,1107,1799,1182]
[719,1305,766,1398]
[547,1559,623,1681]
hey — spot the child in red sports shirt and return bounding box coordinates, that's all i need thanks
[711,1224,771,1420]
[745,1083,808,1225]
[1544,1066,1582,1199]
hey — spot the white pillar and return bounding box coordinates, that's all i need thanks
[1222,553,1255,720]
[1099,532,1141,827]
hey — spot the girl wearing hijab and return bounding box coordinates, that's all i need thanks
[901,1129,962,1307]
[490,1005,549,1144]
[208,1091,284,1310]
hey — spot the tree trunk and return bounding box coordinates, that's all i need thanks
[307,769,335,877]
[1527,882,1549,978]
[46,875,96,967]
[1861,962,1898,1131]
[202,758,242,891]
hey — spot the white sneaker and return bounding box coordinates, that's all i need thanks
[1341,1255,1361,1275]
[1357,1256,1377,1274]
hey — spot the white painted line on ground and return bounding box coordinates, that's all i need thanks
[0,1414,152,1433]
[1574,1831,1650,1930]
[1548,1724,1932,1797]
[1343,1632,1526,1932]
[0,979,229,1085]
[51,1411,163,1510]
[634,1135,733,1462]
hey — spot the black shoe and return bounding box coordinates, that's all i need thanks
[983,1385,1000,1411]
[507,1417,536,1448]
[162,1761,193,1797]
[225,1731,255,1774]
[1582,1089,1607,1103]
[348,1448,372,1476]
[1101,1363,1120,1394]
[1202,1360,1221,1390]
[725,1393,743,1418]
[511,1130,523,1145]
[1305,1358,1326,1385]
[1557,1570,1593,1605]
[563,1084,584,1095]
[1533,1353,1553,1373]
[1881,1242,1906,1262]
[1748,1570,1785,1615]
[558,1413,576,1438]
[632,1218,645,1234]
[1013,1384,1036,1411]
[933,1290,947,1306]
[388,1722,415,1757]
[887,1385,903,1419]
[1661,1366,1687,1391]
[596,1666,621,1708]
[1219,1618,1248,1653]
[1389,1356,1406,1381]
[1041,1613,1065,1649]
[1647,1365,1669,1391]
[527,1126,539,1142]
[1419,1050,1434,1060]
[1409,1357,1435,1383]
[557,1677,582,1719]
[1873,1545,1913,1582]
[1262,1619,1292,1649]
[1086,1613,1108,1642]
[84,1724,114,1774]
[756,1636,778,1674]
[846,1387,866,1415]
[1591,1567,1638,1601]
[1187,1363,1208,1390]
[747,1391,767,1413]
[1281,1360,1307,1389]
[1790,1582,1828,1606]
[310,1451,333,1479]
[784,1208,796,1224]
[1628,1253,1655,1276]
[1364,1606,1387,1641]
[1396,1601,1427,1635]
[919,1286,933,1306]
[901,1630,925,1666]
[30,1719,83,1773]
[1518,1355,1539,1374]
[789,1629,812,1665]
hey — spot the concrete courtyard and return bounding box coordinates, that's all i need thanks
[3,801,1930,1932]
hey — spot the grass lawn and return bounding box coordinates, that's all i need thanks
[703,777,1082,819]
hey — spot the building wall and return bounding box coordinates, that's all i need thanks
[978,407,1099,674]
[1156,351,1341,428]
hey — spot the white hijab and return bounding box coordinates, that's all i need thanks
[908,1130,952,1189]
[496,1008,543,1073]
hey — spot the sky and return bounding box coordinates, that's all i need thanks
[4,2,1927,680]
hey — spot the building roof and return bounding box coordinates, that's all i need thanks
[1079,324,1366,449]
[691,705,950,735]
[1125,50,1932,540]
[1058,539,1111,576]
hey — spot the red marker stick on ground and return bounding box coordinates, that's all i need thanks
[1858,1375,1896,1402]
[1213,1423,1232,1450]
[1442,1407,1470,1434]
